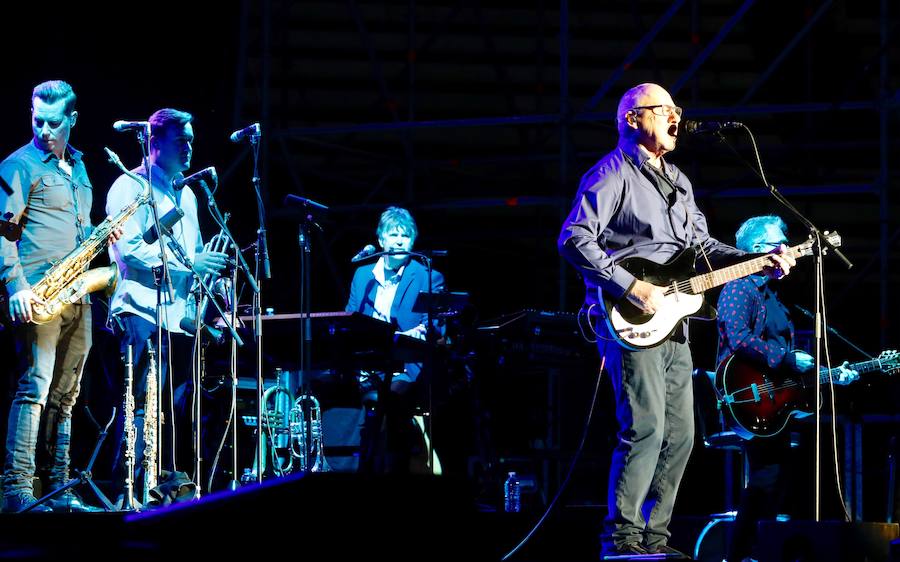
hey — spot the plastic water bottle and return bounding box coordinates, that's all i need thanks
[503,471,521,513]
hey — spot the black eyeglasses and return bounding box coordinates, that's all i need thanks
[630,104,683,118]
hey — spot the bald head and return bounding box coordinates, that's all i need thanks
[615,83,681,161]
[616,83,672,135]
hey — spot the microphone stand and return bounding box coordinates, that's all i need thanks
[720,125,853,522]
[196,178,257,491]
[138,132,176,493]
[246,131,269,484]
[158,228,243,494]
[106,138,174,506]
[284,195,327,416]
[794,304,874,359]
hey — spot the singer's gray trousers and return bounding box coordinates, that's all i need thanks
[3,304,90,498]
[600,338,694,550]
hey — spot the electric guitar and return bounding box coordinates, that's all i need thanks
[601,232,841,350]
[715,349,900,439]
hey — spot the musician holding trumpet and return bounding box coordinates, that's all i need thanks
[106,108,228,504]
[558,83,797,559]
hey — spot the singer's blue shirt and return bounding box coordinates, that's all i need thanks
[558,141,744,307]
[0,141,94,297]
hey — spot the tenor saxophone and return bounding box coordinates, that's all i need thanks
[141,341,159,505]
[28,149,151,324]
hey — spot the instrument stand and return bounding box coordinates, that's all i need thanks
[24,409,117,513]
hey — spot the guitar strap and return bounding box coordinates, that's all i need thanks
[642,161,714,272]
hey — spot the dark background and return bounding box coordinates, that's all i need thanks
[0,0,898,521]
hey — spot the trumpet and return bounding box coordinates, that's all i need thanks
[182,213,233,340]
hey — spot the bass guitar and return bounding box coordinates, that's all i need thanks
[602,232,841,350]
[715,349,900,439]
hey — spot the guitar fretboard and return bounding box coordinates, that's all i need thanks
[817,356,895,383]
[686,243,807,294]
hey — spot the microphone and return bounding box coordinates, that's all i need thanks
[142,206,185,244]
[681,120,743,135]
[229,122,261,143]
[351,244,377,263]
[179,317,225,344]
[113,120,150,133]
[173,167,217,190]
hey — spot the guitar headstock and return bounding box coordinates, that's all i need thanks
[793,231,842,258]
[877,349,900,375]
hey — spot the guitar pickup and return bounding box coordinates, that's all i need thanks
[670,282,680,301]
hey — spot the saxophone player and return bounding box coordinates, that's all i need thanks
[0,80,121,513]
[106,108,227,503]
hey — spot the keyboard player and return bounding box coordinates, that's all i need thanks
[345,207,444,474]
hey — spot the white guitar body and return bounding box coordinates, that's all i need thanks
[606,292,704,350]
[598,234,838,350]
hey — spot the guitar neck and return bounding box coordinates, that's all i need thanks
[690,243,806,293]
[817,357,886,383]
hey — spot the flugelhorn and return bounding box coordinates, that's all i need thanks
[246,368,331,478]
[290,394,332,473]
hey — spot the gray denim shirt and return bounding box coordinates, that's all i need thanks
[0,141,93,295]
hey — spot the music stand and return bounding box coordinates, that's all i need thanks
[412,290,468,473]
[412,290,469,317]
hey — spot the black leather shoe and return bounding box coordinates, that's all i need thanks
[2,493,53,513]
[648,545,691,559]
[601,542,656,560]
[47,490,104,513]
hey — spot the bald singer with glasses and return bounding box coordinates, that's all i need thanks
[559,83,796,559]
